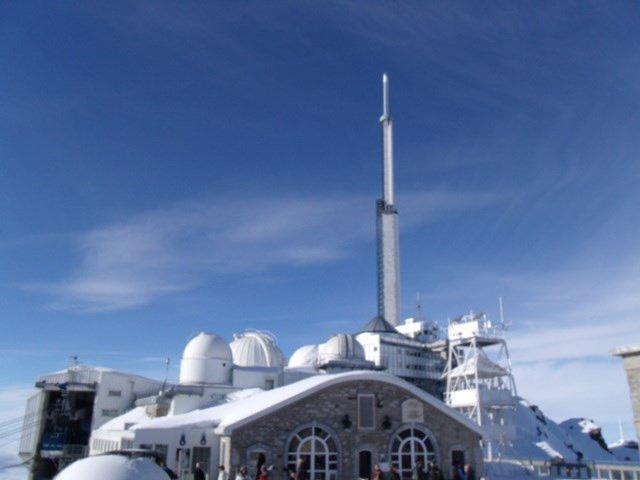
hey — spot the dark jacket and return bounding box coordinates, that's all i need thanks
[194,467,206,480]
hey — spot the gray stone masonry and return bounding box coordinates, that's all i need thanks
[229,380,482,480]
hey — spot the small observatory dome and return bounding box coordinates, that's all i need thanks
[179,332,233,385]
[55,455,169,480]
[318,333,366,363]
[288,344,319,368]
[230,331,285,367]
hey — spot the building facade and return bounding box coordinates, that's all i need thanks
[613,345,640,441]
[124,372,482,480]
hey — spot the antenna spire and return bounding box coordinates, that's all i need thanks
[382,73,390,119]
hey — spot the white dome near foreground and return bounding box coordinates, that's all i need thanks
[230,330,285,367]
[318,333,365,363]
[55,455,169,480]
[179,332,233,385]
[288,344,319,368]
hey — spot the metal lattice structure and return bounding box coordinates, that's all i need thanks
[443,312,518,460]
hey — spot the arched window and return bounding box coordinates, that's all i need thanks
[389,426,438,478]
[286,424,339,480]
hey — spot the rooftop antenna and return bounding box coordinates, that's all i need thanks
[70,355,79,367]
[161,357,171,393]
[416,292,424,320]
[382,73,390,120]
[498,296,511,329]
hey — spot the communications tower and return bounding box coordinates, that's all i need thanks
[376,73,402,326]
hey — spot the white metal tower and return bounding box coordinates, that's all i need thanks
[376,73,402,326]
[443,312,518,459]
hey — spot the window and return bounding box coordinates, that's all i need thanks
[287,424,338,480]
[390,426,438,479]
[101,409,119,417]
[265,379,275,390]
[107,389,122,397]
[357,394,375,430]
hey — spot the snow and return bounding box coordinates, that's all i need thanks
[133,371,483,435]
[493,398,619,463]
[97,406,153,431]
[610,440,640,462]
[534,441,563,459]
[54,455,169,480]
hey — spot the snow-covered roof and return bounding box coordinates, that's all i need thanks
[133,371,483,436]
[610,441,639,462]
[96,407,153,432]
[54,455,169,480]
[447,351,507,379]
[39,364,161,386]
[612,344,640,357]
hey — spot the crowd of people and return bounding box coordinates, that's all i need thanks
[162,457,477,480]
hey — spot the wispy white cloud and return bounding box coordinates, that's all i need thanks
[28,190,500,313]
[0,386,36,478]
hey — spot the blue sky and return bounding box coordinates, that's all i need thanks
[2,1,640,464]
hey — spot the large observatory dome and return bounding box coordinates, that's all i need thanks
[288,344,318,368]
[179,332,233,385]
[318,333,366,363]
[55,455,169,480]
[230,331,285,367]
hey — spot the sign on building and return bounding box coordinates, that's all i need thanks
[401,399,424,423]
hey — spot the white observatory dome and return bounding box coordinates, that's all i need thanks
[288,344,319,368]
[55,455,169,480]
[179,332,233,385]
[318,333,365,363]
[230,331,285,367]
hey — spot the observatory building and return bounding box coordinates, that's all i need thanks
[18,74,640,480]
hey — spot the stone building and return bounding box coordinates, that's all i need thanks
[613,345,640,440]
[116,371,482,480]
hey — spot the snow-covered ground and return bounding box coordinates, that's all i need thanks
[495,397,628,464]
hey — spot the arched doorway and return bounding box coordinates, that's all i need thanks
[286,424,339,480]
[389,425,438,478]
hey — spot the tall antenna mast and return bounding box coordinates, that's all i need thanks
[376,73,402,326]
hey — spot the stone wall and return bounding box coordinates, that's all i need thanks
[229,380,481,480]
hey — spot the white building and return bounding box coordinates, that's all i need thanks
[356,316,444,397]
[18,364,164,478]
